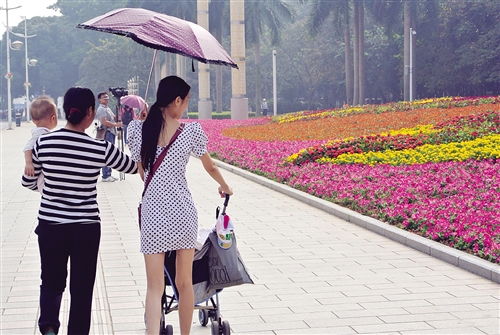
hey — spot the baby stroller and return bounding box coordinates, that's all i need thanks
[159,195,252,335]
[160,242,228,335]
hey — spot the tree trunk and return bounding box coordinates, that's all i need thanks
[404,2,410,101]
[197,0,211,118]
[411,15,416,101]
[353,1,360,105]
[216,27,223,112]
[164,53,172,77]
[254,35,262,116]
[154,52,162,94]
[344,19,353,106]
[358,1,365,105]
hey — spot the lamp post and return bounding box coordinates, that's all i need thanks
[409,28,416,101]
[0,0,21,129]
[11,16,37,122]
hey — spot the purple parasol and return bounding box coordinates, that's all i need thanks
[120,95,147,110]
[77,7,237,69]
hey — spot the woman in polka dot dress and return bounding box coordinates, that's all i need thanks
[127,76,233,335]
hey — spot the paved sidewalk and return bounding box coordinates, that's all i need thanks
[1,120,499,335]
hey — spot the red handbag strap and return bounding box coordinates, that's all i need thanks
[141,123,185,198]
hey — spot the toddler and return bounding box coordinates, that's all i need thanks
[23,96,58,193]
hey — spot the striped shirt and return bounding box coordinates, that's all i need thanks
[22,128,137,224]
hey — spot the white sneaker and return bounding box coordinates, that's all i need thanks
[102,176,115,182]
[109,176,118,181]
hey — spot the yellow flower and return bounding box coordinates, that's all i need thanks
[323,134,500,166]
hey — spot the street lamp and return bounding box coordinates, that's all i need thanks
[11,16,36,122]
[409,28,417,101]
[0,0,21,129]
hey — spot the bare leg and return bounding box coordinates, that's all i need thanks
[176,248,195,335]
[144,253,165,335]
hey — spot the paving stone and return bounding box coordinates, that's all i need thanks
[1,120,498,334]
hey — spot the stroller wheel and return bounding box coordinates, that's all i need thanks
[198,309,209,326]
[159,312,166,334]
[222,320,231,335]
[164,324,173,335]
[211,320,219,335]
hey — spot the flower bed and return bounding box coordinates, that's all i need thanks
[192,97,500,263]
[223,101,499,141]
[286,111,500,165]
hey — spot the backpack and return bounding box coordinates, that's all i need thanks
[122,107,133,125]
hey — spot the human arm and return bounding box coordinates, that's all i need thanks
[103,142,138,174]
[100,116,122,128]
[200,152,233,197]
[126,120,143,174]
[23,129,43,177]
[24,150,35,177]
[22,143,41,191]
[97,106,122,128]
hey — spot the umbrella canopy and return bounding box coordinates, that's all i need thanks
[120,95,147,110]
[77,7,237,69]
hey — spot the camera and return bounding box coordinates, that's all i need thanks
[109,87,128,98]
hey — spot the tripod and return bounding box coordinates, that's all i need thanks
[114,99,126,181]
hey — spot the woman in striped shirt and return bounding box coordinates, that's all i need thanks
[22,87,138,335]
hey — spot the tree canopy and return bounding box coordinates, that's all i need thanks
[1,0,498,114]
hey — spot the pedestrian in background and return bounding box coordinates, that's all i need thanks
[96,91,122,182]
[261,98,269,116]
[121,104,135,145]
[22,86,137,335]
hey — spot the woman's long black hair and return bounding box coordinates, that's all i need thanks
[63,87,95,125]
[141,76,190,172]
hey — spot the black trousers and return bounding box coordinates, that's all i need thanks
[35,220,101,335]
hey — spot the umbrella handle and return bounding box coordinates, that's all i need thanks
[144,49,158,103]
[224,194,230,207]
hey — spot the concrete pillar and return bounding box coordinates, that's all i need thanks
[230,0,248,120]
[198,100,212,119]
[198,0,212,119]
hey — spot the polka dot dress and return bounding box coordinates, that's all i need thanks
[127,120,208,254]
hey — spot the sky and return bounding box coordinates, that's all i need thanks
[0,0,61,39]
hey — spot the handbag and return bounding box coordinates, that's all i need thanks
[207,231,254,289]
[138,123,185,229]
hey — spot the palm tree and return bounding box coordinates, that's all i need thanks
[127,0,197,97]
[308,0,366,106]
[357,1,365,105]
[353,1,360,105]
[308,0,352,105]
[130,0,197,21]
[366,0,439,101]
[245,0,295,116]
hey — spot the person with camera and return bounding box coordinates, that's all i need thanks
[96,91,122,182]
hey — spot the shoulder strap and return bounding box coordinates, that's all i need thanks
[141,123,185,197]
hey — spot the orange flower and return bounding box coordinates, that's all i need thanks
[223,104,499,142]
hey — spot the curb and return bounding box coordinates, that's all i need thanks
[215,160,500,284]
